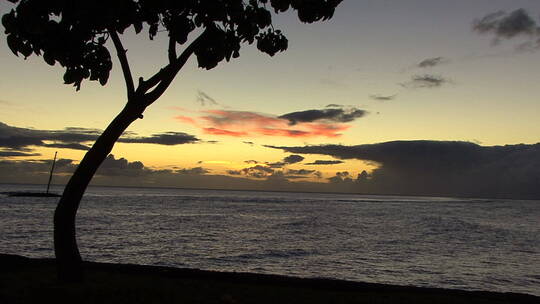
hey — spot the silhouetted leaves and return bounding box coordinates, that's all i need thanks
[3,0,342,90]
[256,30,288,56]
[270,0,291,13]
[6,34,19,56]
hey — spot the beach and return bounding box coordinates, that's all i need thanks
[2,254,538,304]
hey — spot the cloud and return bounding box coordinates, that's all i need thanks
[240,165,275,178]
[283,154,304,164]
[226,155,318,181]
[196,90,219,106]
[176,167,210,175]
[0,151,324,192]
[0,155,283,190]
[401,75,450,88]
[328,171,353,183]
[8,141,538,199]
[174,107,366,138]
[0,121,200,154]
[474,9,539,39]
[0,151,41,157]
[305,160,344,165]
[265,154,305,168]
[266,162,286,168]
[369,94,397,101]
[0,122,94,151]
[43,143,91,150]
[0,154,209,180]
[267,140,540,199]
[243,141,255,146]
[279,108,367,125]
[0,158,78,182]
[118,132,199,145]
[286,169,316,176]
[203,127,248,137]
[226,170,243,176]
[417,57,449,68]
[97,155,147,177]
[473,9,540,50]
[227,163,319,181]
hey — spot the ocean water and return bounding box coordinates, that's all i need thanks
[0,183,539,296]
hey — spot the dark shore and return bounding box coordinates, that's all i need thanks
[1,254,537,304]
[1,191,62,197]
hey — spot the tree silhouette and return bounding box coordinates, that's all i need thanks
[2,0,342,282]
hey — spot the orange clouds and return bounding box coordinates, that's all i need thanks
[174,109,357,138]
[203,127,248,137]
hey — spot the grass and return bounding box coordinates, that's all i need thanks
[1,254,538,304]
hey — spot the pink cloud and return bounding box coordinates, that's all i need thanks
[174,109,354,138]
[175,115,197,125]
[203,128,249,137]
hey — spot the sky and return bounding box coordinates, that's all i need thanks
[1,0,540,198]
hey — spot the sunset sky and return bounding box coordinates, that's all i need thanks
[1,1,540,198]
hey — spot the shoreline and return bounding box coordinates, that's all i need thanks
[2,254,538,303]
[2,182,539,201]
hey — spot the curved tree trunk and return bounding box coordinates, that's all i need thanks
[54,101,144,282]
[52,24,202,283]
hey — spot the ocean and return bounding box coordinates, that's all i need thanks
[1,183,539,296]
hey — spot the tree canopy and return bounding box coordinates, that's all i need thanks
[3,0,342,90]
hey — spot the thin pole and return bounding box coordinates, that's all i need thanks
[46,151,57,194]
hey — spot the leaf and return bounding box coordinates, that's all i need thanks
[19,42,33,58]
[63,69,76,84]
[6,34,19,56]
[99,71,109,86]
[1,10,15,30]
[256,8,272,28]
[134,21,143,34]
[149,23,158,40]
[43,52,55,66]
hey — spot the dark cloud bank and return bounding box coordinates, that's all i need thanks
[3,141,539,199]
[0,155,226,188]
[305,160,344,165]
[3,119,539,199]
[0,121,199,156]
[268,140,540,199]
[0,154,323,192]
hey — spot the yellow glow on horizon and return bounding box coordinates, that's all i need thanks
[201,160,232,165]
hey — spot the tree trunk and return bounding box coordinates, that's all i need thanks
[54,101,144,282]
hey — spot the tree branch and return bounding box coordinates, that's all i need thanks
[142,30,209,104]
[109,29,135,98]
[168,36,177,63]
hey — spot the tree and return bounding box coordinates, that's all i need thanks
[2,0,342,282]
